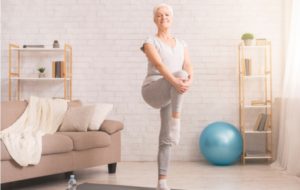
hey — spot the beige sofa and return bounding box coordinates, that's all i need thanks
[0,100,123,183]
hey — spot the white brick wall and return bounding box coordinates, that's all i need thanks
[1,0,284,161]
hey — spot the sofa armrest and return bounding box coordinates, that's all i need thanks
[100,120,124,135]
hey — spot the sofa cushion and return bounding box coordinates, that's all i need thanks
[100,120,124,135]
[1,134,73,161]
[88,103,113,131]
[59,106,95,132]
[42,134,74,155]
[58,131,111,151]
[68,99,82,108]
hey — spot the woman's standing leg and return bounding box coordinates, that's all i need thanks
[158,103,172,177]
[157,103,172,190]
[142,70,188,189]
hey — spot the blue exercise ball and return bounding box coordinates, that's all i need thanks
[199,121,243,166]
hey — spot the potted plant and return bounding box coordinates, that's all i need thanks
[37,67,46,78]
[241,33,254,46]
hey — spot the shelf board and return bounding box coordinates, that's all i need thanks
[245,152,272,159]
[244,130,272,134]
[241,74,270,79]
[12,48,64,52]
[243,105,271,109]
[240,45,269,49]
[11,77,70,81]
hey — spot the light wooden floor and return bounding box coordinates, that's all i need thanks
[3,161,300,190]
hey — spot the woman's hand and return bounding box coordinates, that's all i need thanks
[173,78,189,94]
[183,77,193,87]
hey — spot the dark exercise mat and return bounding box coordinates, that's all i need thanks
[77,183,183,190]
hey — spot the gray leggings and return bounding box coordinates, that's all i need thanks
[141,70,188,176]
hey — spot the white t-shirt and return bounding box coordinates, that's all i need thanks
[141,36,187,86]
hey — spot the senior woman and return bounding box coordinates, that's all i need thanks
[140,3,193,190]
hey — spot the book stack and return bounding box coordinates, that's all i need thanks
[52,61,65,78]
[251,100,266,106]
[244,59,252,76]
[253,113,270,131]
[256,39,267,46]
[23,45,45,48]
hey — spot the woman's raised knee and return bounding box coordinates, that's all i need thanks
[173,70,188,80]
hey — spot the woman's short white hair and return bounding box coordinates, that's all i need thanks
[153,3,174,17]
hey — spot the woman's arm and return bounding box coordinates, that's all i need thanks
[143,43,188,93]
[183,48,193,85]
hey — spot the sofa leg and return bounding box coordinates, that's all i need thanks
[65,171,74,179]
[108,163,117,174]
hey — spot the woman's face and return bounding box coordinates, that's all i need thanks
[154,7,173,30]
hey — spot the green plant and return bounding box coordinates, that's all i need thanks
[37,67,45,73]
[241,33,254,40]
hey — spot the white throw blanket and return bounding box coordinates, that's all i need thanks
[0,96,68,166]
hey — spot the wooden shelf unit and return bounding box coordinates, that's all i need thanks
[238,41,272,164]
[8,43,72,100]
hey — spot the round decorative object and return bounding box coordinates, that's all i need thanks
[199,121,243,165]
[53,40,60,48]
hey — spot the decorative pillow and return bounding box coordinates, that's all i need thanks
[67,100,82,108]
[59,106,95,132]
[88,103,113,131]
